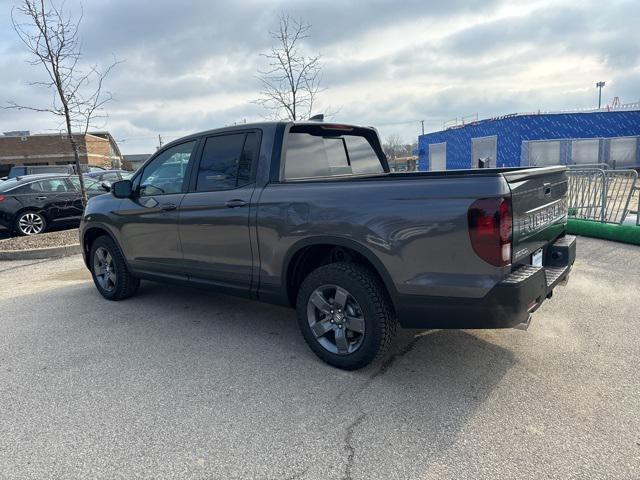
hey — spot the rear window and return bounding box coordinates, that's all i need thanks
[284,127,384,180]
[7,183,41,194]
[0,179,21,192]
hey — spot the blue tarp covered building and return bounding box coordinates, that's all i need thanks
[417,108,640,171]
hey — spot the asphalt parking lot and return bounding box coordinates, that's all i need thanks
[0,237,638,479]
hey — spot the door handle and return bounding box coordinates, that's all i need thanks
[36,196,47,200]
[160,203,177,211]
[225,199,247,208]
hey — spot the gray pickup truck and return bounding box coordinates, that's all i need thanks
[80,121,575,369]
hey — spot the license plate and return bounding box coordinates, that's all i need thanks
[532,248,543,267]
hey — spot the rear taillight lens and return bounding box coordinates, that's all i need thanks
[0,195,5,202]
[468,197,512,267]
[320,125,354,131]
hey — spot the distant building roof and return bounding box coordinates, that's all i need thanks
[441,100,640,131]
[3,131,30,137]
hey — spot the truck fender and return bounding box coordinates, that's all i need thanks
[282,236,399,307]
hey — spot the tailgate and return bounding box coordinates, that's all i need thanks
[503,166,568,263]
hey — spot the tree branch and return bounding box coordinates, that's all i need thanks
[254,13,324,121]
[7,0,120,205]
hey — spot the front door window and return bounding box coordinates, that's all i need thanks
[139,141,196,196]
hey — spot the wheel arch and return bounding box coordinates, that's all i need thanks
[14,206,48,221]
[282,236,398,310]
[82,225,124,268]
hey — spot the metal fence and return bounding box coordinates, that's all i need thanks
[567,168,638,224]
[635,186,640,227]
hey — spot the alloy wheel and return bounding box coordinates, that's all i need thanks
[306,284,366,355]
[18,213,45,235]
[93,247,117,292]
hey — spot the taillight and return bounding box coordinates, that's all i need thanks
[320,125,354,131]
[0,195,5,202]
[468,197,512,266]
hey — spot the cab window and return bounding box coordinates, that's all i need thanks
[139,141,196,196]
[195,132,260,192]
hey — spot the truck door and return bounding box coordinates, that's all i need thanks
[117,140,197,277]
[179,131,260,296]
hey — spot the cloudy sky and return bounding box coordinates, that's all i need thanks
[0,0,638,154]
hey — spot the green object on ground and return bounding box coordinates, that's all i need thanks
[567,218,640,245]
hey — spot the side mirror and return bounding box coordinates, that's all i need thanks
[112,179,133,198]
[101,181,112,192]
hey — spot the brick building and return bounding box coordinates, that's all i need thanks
[0,131,123,177]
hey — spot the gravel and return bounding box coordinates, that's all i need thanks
[0,228,79,251]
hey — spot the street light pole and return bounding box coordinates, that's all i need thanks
[596,81,606,109]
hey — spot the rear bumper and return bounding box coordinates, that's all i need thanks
[0,210,15,230]
[397,235,576,329]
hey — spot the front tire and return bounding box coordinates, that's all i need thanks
[15,211,46,235]
[89,236,140,300]
[296,262,397,370]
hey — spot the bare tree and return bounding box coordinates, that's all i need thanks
[6,0,119,204]
[255,14,323,121]
[383,134,403,171]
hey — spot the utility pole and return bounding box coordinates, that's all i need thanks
[596,81,606,109]
[420,120,425,136]
[158,134,164,150]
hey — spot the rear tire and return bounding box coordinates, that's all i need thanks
[296,262,397,370]
[89,236,139,300]
[15,211,46,236]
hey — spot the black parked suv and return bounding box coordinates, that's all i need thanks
[0,174,107,235]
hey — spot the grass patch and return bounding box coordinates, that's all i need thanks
[567,219,640,245]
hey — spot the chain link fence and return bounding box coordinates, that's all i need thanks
[567,167,638,224]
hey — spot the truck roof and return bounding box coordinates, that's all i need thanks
[162,121,375,150]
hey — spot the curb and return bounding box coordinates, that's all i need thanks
[0,244,82,260]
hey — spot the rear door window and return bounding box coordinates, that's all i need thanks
[195,132,260,191]
[36,178,71,192]
[284,128,383,180]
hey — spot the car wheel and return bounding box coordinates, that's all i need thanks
[89,236,140,301]
[15,211,47,236]
[296,262,397,370]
